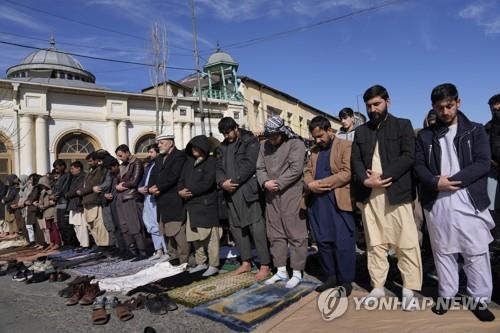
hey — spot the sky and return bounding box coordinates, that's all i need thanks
[0,0,499,127]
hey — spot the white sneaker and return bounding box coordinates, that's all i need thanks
[264,272,288,285]
[202,266,219,277]
[148,251,163,261]
[188,264,208,274]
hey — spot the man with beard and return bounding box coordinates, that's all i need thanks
[415,84,495,321]
[216,117,271,280]
[148,132,189,264]
[256,116,307,288]
[79,152,109,248]
[304,116,356,294]
[115,144,147,261]
[351,85,422,310]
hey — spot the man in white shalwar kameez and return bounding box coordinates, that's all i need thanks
[415,83,495,322]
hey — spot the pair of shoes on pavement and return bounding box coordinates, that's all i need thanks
[145,293,178,315]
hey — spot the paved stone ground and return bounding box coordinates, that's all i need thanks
[1,252,498,333]
[0,275,235,333]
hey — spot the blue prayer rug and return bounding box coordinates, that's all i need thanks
[188,280,319,332]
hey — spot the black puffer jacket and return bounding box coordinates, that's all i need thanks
[179,135,219,228]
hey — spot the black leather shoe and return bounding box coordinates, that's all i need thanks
[315,276,338,293]
[159,294,178,312]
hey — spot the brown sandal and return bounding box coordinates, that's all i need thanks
[123,294,146,310]
[92,297,109,325]
[115,303,134,321]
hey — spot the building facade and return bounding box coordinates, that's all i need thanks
[0,42,244,178]
[176,49,341,137]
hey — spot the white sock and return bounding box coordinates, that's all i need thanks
[402,287,414,298]
[361,287,385,305]
[285,270,302,289]
[264,267,288,285]
[402,287,416,311]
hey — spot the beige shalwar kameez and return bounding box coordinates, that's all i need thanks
[358,142,422,290]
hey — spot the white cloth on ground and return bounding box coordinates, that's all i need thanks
[95,261,187,293]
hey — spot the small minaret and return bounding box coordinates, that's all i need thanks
[202,45,241,101]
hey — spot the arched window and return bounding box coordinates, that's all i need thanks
[56,133,98,168]
[0,135,13,181]
[135,134,156,159]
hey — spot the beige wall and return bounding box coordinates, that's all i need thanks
[241,80,340,138]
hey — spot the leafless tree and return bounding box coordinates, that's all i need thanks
[0,88,25,151]
[149,22,169,134]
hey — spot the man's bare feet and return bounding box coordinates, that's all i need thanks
[255,265,271,281]
[232,261,252,275]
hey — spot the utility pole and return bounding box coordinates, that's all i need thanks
[190,0,205,135]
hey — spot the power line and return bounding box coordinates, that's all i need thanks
[0,40,196,71]
[201,0,409,53]
[3,0,194,53]
[0,31,193,57]
[93,66,144,74]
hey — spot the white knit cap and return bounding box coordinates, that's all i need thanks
[156,131,175,141]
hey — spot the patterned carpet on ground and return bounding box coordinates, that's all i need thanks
[168,271,257,307]
[188,280,319,332]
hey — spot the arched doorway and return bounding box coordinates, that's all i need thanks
[134,134,156,160]
[0,134,14,181]
[56,132,99,168]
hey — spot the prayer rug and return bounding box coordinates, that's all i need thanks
[67,256,162,279]
[188,280,318,331]
[126,270,208,296]
[168,271,257,307]
[0,239,28,250]
[47,248,94,260]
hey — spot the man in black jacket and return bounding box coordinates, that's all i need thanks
[149,132,188,264]
[65,161,88,248]
[415,83,495,321]
[485,93,500,243]
[352,85,422,310]
[216,117,271,280]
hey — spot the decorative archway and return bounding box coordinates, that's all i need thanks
[56,132,99,168]
[0,133,14,181]
[134,133,156,160]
